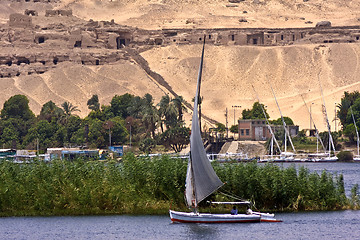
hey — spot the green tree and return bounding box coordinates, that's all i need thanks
[107,116,128,145]
[24,120,63,150]
[142,105,159,139]
[61,101,80,119]
[337,91,360,129]
[158,95,178,130]
[64,115,83,144]
[87,94,100,111]
[0,119,20,148]
[110,93,134,119]
[39,101,63,122]
[230,125,238,133]
[271,116,294,125]
[1,95,35,122]
[242,102,269,120]
[343,123,356,143]
[0,95,36,147]
[215,123,226,133]
[172,96,187,122]
[87,118,106,148]
[161,126,190,152]
[139,137,157,154]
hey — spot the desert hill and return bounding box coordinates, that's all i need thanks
[2,0,360,132]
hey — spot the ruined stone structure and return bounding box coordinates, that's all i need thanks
[25,9,38,16]
[2,11,360,78]
[45,9,72,17]
[8,13,32,28]
[12,0,59,2]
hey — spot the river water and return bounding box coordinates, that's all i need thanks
[0,162,359,240]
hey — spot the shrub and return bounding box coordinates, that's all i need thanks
[336,151,353,162]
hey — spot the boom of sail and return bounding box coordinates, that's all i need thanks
[185,38,224,209]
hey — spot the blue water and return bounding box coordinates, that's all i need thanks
[0,162,359,240]
[0,211,359,240]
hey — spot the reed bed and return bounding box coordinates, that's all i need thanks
[0,155,357,216]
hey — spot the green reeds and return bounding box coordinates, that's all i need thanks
[0,156,356,216]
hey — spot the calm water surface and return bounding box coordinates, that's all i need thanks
[1,211,359,240]
[0,162,359,240]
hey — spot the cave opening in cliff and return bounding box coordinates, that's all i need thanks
[17,58,30,65]
[6,61,12,66]
[74,41,82,48]
[53,58,58,65]
[38,37,45,44]
[96,60,99,65]
[116,37,126,49]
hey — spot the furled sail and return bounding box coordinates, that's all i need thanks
[185,37,224,208]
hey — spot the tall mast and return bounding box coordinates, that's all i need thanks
[268,81,296,153]
[350,106,359,156]
[301,95,326,152]
[252,85,281,154]
[317,73,336,153]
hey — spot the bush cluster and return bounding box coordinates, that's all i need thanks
[0,155,357,216]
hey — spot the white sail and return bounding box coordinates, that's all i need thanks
[185,38,223,208]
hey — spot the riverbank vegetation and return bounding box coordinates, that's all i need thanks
[0,154,358,217]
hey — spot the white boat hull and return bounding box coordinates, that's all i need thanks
[169,210,261,223]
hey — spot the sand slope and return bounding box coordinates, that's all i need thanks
[141,43,360,131]
[2,0,360,132]
[60,0,360,29]
[1,43,360,132]
[0,61,167,119]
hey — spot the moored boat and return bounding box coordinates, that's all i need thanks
[169,210,260,223]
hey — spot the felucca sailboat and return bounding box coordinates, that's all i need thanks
[169,37,280,223]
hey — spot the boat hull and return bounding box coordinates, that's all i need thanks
[169,210,261,223]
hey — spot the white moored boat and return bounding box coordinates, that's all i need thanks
[169,36,280,224]
[169,210,260,223]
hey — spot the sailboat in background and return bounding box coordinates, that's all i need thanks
[350,107,360,162]
[268,81,297,161]
[169,37,280,223]
[252,86,282,163]
[301,96,328,162]
[317,74,338,162]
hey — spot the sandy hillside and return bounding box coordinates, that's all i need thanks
[0,61,167,118]
[59,0,360,29]
[141,43,360,131]
[1,43,360,132]
[2,0,360,132]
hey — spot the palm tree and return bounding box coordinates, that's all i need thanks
[172,95,187,123]
[142,105,160,139]
[87,94,100,111]
[158,95,170,132]
[61,101,80,123]
[39,101,63,122]
[140,94,160,138]
[158,95,178,130]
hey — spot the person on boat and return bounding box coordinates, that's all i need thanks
[230,206,238,215]
[246,207,253,215]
